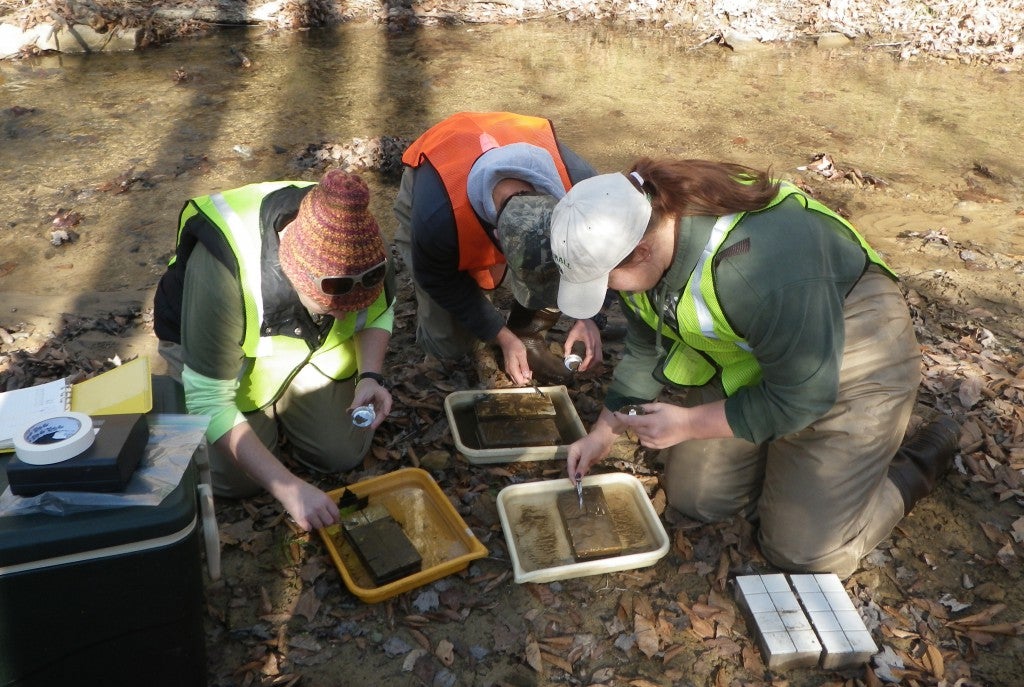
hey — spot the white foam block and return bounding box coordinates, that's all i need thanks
[735,573,878,671]
[735,575,820,670]
[793,574,878,669]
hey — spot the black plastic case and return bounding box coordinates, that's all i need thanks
[4,413,148,496]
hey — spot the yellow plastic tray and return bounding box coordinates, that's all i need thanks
[318,468,487,603]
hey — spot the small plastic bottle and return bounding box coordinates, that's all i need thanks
[351,404,376,428]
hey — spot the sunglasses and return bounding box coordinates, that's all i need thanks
[311,259,387,297]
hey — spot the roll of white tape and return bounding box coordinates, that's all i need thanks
[13,412,96,465]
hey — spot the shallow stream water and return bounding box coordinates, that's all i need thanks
[1,20,1022,306]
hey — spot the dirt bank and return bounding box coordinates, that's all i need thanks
[2,0,1023,63]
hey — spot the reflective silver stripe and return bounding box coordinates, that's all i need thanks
[210,193,272,356]
[692,213,736,340]
[353,308,369,331]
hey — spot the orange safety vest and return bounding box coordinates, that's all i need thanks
[401,111,572,290]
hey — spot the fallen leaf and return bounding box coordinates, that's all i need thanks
[662,643,688,664]
[705,636,742,658]
[411,651,436,685]
[288,634,321,652]
[634,611,659,658]
[673,530,693,560]
[1012,516,1024,543]
[413,589,440,612]
[540,651,573,673]
[402,649,427,672]
[951,603,1007,626]
[689,615,716,640]
[655,610,676,645]
[482,569,510,593]
[525,634,543,673]
[435,639,455,667]
[538,636,573,651]
[924,643,945,679]
[741,642,762,670]
[298,557,327,583]
[996,542,1016,568]
[292,588,320,622]
[527,583,556,607]
[403,614,431,626]
[409,627,431,651]
[487,466,515,478]
[492,622,517,653]
[958,375,986,408]
[962,630,999,645]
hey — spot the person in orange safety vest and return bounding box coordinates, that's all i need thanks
[393,111,608,385]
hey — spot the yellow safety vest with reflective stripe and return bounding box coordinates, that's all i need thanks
[622,183,895,395]
[176,182,392,411]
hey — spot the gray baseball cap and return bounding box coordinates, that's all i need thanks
[495,193,560,310]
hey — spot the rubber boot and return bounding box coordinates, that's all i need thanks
[887,416,960,516]
[470,342,503,386]
[506,303,573,384]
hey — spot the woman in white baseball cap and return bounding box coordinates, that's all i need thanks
[551,158,959,578]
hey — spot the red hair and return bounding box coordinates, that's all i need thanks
[629,158,780,219]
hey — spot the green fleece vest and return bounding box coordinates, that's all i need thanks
[177,182,391,411]
[622,183,895,395]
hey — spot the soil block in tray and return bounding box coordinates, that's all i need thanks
[474,391,557,420]
[341,506,422,586]
[474,391,561,448]
[556,486,624,562]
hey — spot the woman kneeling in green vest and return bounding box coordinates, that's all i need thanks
[154,169,395,532]
[553,159,959,578]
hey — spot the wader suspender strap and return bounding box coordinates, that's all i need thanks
[690,212,752,352]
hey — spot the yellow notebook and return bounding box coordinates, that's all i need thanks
[0,356,153,452]
[70,356,153,416]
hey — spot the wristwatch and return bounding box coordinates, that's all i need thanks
[358,371,385,387]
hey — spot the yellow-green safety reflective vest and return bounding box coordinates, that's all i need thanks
[621,183,895,395]
[175,181,392,412]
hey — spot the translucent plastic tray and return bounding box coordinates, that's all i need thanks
[496,472,669,584]
[443,385,587,464]
[319,468,487,603]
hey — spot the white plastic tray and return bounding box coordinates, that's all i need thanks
[443,385,587,464]
[496,472,669,583]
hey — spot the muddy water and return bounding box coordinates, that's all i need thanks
[1,21,1022,306]
[503,482,662,573]
[324,485,472,591]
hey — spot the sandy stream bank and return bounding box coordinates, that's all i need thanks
[1,0,1023,63]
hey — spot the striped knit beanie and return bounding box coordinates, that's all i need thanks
[279,169,386,312]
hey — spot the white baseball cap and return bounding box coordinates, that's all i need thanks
[550,173,652,319]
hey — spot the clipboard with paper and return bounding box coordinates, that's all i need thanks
[0,357,153,452]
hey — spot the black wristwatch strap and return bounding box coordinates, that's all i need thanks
[358,371,385,386]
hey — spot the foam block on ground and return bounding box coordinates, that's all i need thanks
[735,573,877,671]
